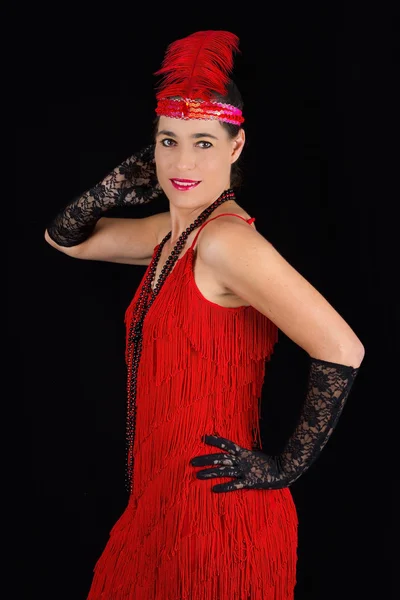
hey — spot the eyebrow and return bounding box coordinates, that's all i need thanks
[157,129,219,140]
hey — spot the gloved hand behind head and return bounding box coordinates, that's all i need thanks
[103,144,162,207]
[46,144,163,247]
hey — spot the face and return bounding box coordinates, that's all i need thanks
[154,116,245,209]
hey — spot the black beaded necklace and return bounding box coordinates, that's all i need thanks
[124,188,235,492]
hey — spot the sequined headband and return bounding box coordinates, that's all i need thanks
[156,97,244,126]
[154,31,245,127]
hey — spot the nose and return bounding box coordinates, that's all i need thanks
[175,146,196,171]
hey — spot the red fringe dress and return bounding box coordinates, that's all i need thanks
[87,213,298,600]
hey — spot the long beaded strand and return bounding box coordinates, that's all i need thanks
[125,188,236,492]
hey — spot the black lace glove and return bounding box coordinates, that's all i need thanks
[190,357,360,492]
[46,144,162,247]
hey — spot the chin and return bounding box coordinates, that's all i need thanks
[166,187,204,205]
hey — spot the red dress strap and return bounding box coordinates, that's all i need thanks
[189,213,256,250]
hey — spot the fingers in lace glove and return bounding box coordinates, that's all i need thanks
[105,144,162,205]
[190,435,285,493]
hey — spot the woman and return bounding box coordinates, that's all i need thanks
[45,30,364,600]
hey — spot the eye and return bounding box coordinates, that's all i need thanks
[160,138,176,147]
[197,141,213,149]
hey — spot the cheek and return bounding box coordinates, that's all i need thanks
[155,153,169,177]
[198,152,227,172]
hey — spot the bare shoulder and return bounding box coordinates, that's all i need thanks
[156,202,257,250]
[197,205,259,249]
[208,201,257,230]
[197,210,279,280]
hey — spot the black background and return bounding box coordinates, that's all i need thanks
[13,4,395,600]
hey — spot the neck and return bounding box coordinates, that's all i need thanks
[168,204,209,246]
[168,189,234,245]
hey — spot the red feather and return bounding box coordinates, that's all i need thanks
[154,30,240,101]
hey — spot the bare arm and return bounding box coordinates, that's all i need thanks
[199,217,364,366]
[44,212,169,265]
[190,218,365,491]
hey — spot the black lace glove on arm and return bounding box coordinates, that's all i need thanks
[190,357,360,492]
[46,144,161,247]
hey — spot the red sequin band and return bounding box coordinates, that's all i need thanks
[156,98,244,126]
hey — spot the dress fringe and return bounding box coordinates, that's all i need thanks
[87,239,297,599]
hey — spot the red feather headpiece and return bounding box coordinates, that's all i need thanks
[154,30,244,126]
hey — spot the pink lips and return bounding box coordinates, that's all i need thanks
[170,179,201,191]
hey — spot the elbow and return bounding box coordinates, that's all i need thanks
[44,229,82,258]
[44,228,56,248]
[353,342,365,368]
[345,330,366,368]
[309,339,365,369]
[329,325,366,369]
[336,340,365,369]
